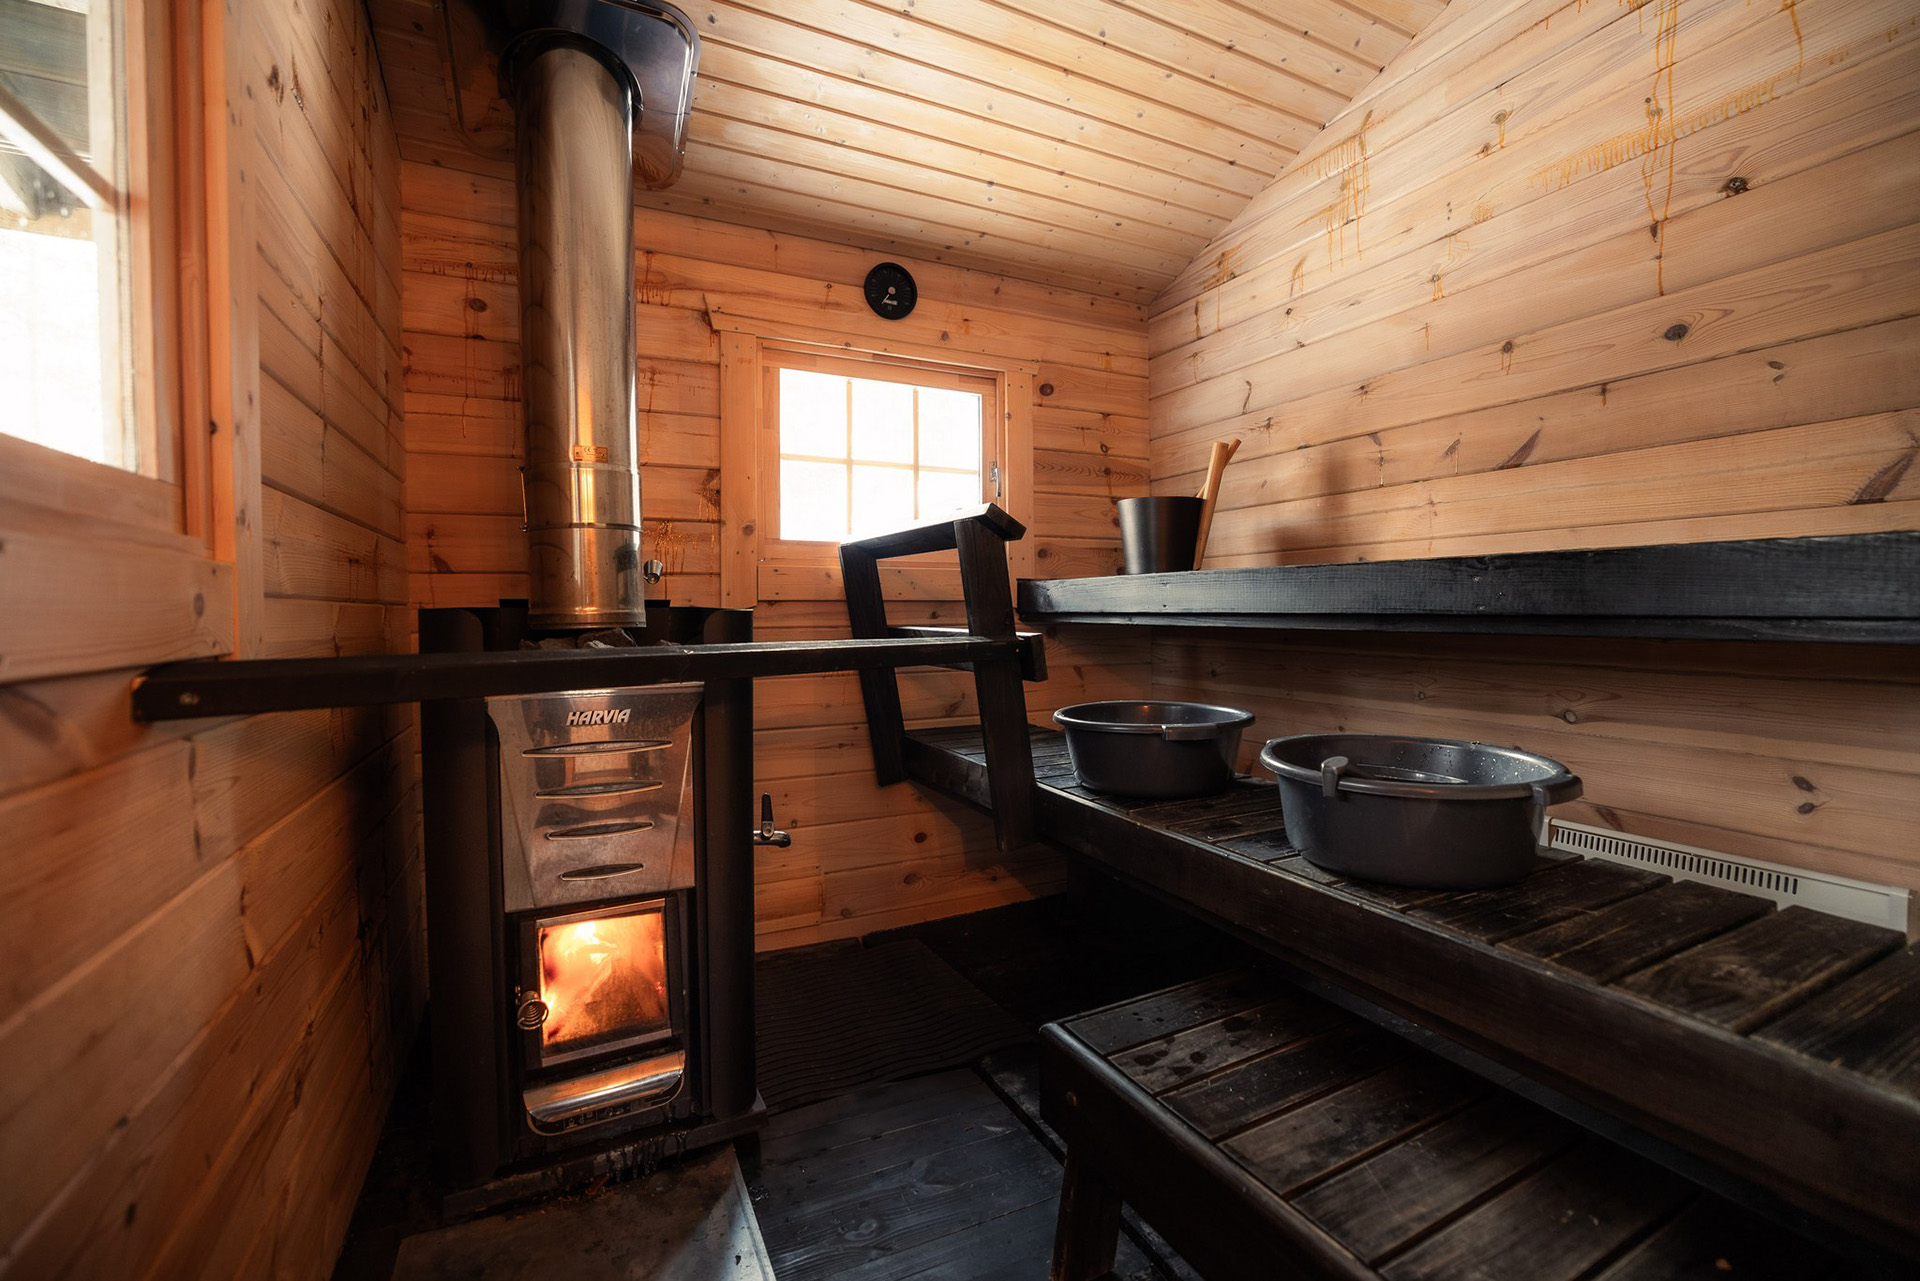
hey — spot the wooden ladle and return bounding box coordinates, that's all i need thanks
[1191,437,1241,570]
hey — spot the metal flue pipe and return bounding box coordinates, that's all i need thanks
[508,38,645,630]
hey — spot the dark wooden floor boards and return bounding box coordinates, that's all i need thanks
[745,1068,1167,1281]
[744,887,1232,1280]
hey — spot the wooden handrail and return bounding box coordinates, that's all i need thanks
[839,502,1026,560]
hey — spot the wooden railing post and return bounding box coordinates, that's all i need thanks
[839,539,909,786]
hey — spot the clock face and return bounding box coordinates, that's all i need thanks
[863,262,917,320]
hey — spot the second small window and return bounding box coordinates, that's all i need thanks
[771,355,994,544]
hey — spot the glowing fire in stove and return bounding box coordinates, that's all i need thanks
[538,910,669,1053]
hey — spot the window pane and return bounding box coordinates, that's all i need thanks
[917,388,982,470]
[0,0,97,155]
[779,369,847,459]
[917,469,981,520]
[850,378,913,463]
[851,464,914,538]
[780,459,847,541]
[0,0,132,473]
[0,225,114,465]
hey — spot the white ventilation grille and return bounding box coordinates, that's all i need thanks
[1546,819,1911,936]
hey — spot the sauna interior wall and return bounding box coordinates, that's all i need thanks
[388,134,1150,948]
[1148,0,1920,897]
[0,0,421,1275]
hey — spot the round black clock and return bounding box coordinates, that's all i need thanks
[863,262,917,320]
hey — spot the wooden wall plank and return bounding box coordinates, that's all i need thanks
[0,509,233,683]
[5,866,363,1279]
[1145,0,1920,905]
[0,864,252,1249]
[1,1,421,1272]
[0,742,199,1024]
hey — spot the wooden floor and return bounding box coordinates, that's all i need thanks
[744,1064,1171,1281]
[744,890,1233,1280]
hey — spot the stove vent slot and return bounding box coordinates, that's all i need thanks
[1547,819,1911,935]
[546,819,656,841]
[536,779,665,799]
[523,739,671,758]
[557,862,647,881]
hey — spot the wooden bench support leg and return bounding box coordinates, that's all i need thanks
[1052,1149,1124,1281]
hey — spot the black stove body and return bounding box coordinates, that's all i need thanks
[420,605,757,1191]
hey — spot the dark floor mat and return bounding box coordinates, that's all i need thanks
[755,939,1030,1113]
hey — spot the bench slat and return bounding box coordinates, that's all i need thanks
[1502,878,1776,985]
[1065,970,1273,1056]
[1755,944,1920,1092]
[1590,1197,1852,1281]
[1408,858,1668,943]
[1162,1021,1409,1142]
[1292,1094,1579,1266]
[1379,1139,1692,1281]
[1223,1058,1487,1197]
[1112,995,1348,1096]
[1616,907,1902,1033]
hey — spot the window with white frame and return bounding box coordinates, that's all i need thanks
[770,356,996,545]
[0,0,140,472]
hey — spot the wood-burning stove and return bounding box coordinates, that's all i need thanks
[420,606,761,1201]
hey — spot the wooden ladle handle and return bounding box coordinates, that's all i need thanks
[1191,437,1241,570]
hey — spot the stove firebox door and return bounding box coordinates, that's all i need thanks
[514,895,691,1135]
[517,897,686,1070]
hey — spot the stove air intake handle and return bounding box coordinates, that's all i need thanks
[753,793,791,849]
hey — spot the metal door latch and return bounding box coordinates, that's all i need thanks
[752,793,791,848]
[514,988,550,1029]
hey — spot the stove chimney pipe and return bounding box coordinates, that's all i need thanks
[500,2,698,631]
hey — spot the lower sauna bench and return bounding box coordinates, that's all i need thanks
[1040,969,1875,1281]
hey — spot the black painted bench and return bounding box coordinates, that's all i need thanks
[899,725,1920,1258]
[1042,970,1883,1281]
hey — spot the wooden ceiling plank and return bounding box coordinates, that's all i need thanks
[697,1,1278,193]
[719,0,1316,162]
[905,0,1347,131]
[1142,0,1412,73]
[665,140,1188,286]
[686,108,1214,263]
[1013,0,1383,102]
[694,76,1230,243]
[1341,0,1453,43]
[699,42,1251,223]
